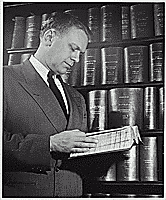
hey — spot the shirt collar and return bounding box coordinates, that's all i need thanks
[29,55,55,86]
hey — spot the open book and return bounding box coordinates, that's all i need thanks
[70,125,142,158]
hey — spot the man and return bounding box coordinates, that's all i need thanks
[3,12,98,197]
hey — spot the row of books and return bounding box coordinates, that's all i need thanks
[8,42,164,85]
[9,3,163,50]
[94,136,162,182]
[87,87,164,131]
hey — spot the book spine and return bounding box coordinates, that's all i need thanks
[149,42,163,82]
[124,46,148,83]
[11,16,26,49]
[8,53,21,65]
[88,90,107,131]
[157,136,163,181]
[121,6,131,40]
[117,145,139,181]
[159,87,164,129]
[154,3,164,36]
[81,48,98,86]
[130,4,154,39]
[101,47,123,84]
[24,15,41,48]
[88,7,100,43]
[140,137,158,181]
[108,88,143,129]
[101,5,121,42]
[41,13,49,29]
[98,163,116,181]
[144,87,157,130]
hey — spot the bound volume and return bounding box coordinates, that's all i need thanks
[81,48,99,86]
[124,46,148,83]
[108,88,143,129]
[140,137,158,181]
[88,90,107,131]
[130,4,154,39]
[121,6,131,40]
[149,42,163,82]
[70,125,142,158]
[11,16,25,49]
[101,5,121,42]
[101,47,123,84]
[144,87,157,130]
[88,7,100,43]
[154,3,164,36]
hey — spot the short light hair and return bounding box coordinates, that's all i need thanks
[40,12,92,40]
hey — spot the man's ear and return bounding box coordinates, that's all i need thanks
[43,29,56,46]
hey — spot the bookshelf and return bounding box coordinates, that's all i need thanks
[4,2,164,198]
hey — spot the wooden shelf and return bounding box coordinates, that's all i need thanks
[140,130,163,136]
[75,82,164,91]
[83,181,163,195]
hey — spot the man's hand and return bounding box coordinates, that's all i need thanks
[50,129,98,153]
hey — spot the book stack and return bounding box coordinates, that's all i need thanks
[101,47,123,84]
[88,7,100,43]
[24,15,41,48]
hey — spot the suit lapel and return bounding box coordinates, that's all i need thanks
[19,60,67,132]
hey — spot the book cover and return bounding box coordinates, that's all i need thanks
[149,42,163,82]
[11,16,26,49]
[117,145,139,181]
[154,3,164,36]
[108,88,143,129]
[121,6,131,40]
[101,4,121,42]
[144,87,157,130]
[101,47,123,84]
[21,53,33,63]
[88,7,100,43]
[24,15,41,48]
[130,4,154,39]
[81,48,99,86]
[159,87,164,129]
[124,46,148,83]
[140,137,158,181]
[88,90,107,132]
[8,53,21,65]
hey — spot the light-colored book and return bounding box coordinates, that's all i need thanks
[70,125,142,158]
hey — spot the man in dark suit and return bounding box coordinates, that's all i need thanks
[3,12,98,197]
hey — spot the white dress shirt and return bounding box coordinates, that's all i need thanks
[29,55,69,114]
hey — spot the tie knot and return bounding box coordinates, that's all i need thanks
[47,71,63,84]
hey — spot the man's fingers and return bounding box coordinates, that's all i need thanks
[74,141,97,148]
[71,147,91,153]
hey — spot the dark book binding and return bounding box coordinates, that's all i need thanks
[124,46,148,83]
[88,90,107,131]
[149,42,163,82]
[117,145,139,181]
[159,87,164,129]
[140,137,158,181]
[144,87,157,130]
[108,88,143,129]
[8,53,21,65]
[101,47,123,84]
[154,3,164,36]
[101,5,121,42]
[88,7,100,43]
[130,4,154,39]
[24,15,41,48]
[121,6,131,40]
[81,48,99,86]
[11,16,26,49]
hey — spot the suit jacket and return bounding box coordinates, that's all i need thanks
[3,60,88,197]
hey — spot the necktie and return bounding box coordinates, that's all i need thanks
[47,71,68,119]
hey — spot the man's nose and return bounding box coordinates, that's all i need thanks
[71,51,80,63]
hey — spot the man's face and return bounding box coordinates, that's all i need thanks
[46,27,88,75]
